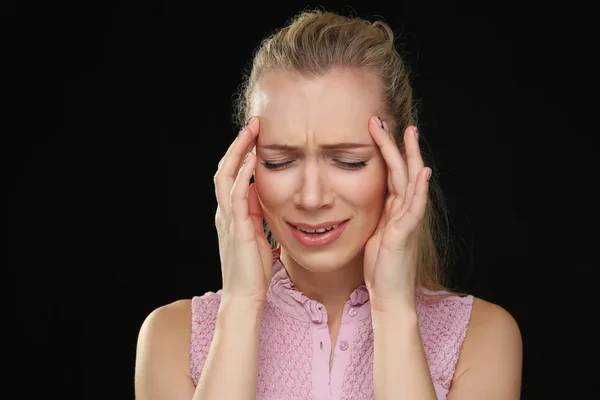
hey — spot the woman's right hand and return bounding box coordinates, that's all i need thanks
[213,116,273,304]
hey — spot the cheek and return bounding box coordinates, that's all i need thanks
[254,170,274,209]
[254,169,295,212]
[334,166,387,209]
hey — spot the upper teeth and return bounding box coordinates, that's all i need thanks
[298,224,338,233]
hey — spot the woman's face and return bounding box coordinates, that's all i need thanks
[252,68,388,272]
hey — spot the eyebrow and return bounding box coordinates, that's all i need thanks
[260,143,374,151]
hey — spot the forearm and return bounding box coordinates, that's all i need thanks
[372,301,437,400]
[194,297,264,400]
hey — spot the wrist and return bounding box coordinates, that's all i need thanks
[369,291,417,315]
[371,302,419,337]
[218,296,265,325]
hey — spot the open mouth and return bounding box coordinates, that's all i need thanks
[287,220,349,247]
[295,224,339,235]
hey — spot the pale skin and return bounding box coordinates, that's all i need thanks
[134,68,523,399]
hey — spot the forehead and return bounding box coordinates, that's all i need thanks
[251,68,384,144]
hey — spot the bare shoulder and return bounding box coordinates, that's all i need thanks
[449,297,523,399]
[137,299,193,354]
[135,299,196,399]
[140,299,193,336]
[467,297,522,347]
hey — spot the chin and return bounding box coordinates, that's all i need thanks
[281,239,364,273]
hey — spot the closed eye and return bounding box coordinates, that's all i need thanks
[262,159,367,171]
[262,160,294,170]
[335,160,368,170]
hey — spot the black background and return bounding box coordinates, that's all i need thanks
[7,1,585,399]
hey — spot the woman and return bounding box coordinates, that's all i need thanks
[134,10,522,400]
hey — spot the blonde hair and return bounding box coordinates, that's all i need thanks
[233,9,454,292]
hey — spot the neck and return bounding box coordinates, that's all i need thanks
[279,247,365,316]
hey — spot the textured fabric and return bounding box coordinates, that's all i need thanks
[190,249,473,399]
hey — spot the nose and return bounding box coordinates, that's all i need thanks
[293,160,334,210]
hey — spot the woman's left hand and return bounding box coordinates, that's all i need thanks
[363,116,431,311]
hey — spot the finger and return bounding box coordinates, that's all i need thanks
[384,194,394,223]
[380,120,397,201]
[214,117,260,216]
[217,137,237,170]
[216,116,258,171]
[392,167,431,240]
[215,117,260,179]
[233,117,262,172]
[247,183,266,237]
[215,139,239,202]
[403,125,426,208]
[375,197,389,233]
[230,152,257,224]
[369,116,408,197]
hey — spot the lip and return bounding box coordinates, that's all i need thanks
[287,220,348,230]
[287,219,350,248]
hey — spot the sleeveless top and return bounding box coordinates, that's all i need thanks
[189,249,473,399]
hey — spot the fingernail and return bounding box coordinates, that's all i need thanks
[414,127,419,141]
[426,169,432,180]
[376,116,384,130]
[245,116,256,126]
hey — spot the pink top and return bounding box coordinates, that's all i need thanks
[190,249,473,399]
